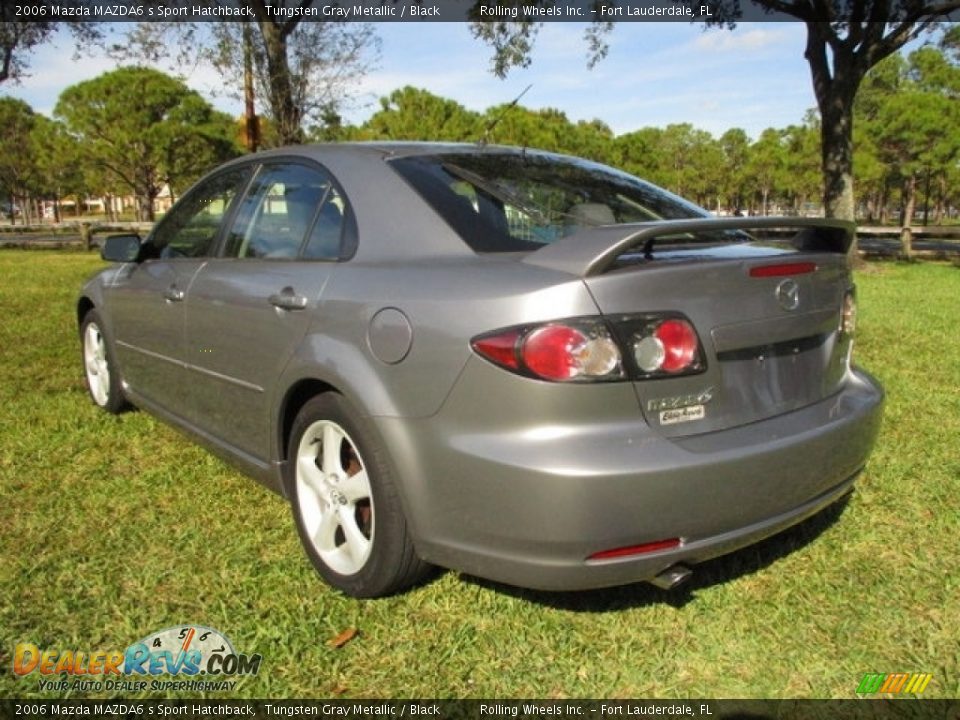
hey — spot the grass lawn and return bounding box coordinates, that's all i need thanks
[0,250,957,699]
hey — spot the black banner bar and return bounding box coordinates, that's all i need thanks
[1,700,959,720]
[6,0,960,23]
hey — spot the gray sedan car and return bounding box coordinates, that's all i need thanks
[79,143,883,597]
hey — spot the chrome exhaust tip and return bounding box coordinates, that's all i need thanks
[649,563,692,590]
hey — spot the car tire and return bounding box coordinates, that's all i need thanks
[80,309,127,414]
[286,393,430,597]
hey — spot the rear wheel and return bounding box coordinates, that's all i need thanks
[81,310,126,414]
[286,393,429,597]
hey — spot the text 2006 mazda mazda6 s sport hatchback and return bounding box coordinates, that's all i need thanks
[79,143,884,597]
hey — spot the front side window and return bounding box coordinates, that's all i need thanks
[224,163,341,260]
[390,152,711,253]
[148,168,250,259]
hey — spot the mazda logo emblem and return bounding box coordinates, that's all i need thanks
[775,279,800,311]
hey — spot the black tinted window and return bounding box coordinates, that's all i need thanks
[390,152,709,253]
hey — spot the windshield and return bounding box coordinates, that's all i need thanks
[389,150,712,253]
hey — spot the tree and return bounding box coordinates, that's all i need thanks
[117,14,379,146]
[0,13,102,84]
[854,39,960,254]
[746,128,788,215]
[719,128,751,212]
[31,115,85,222]
[567,118,617,165]
[0,97,37,222]
[616,127,668,187]
[781,113,822,213]
[55,67,240,221]
[362,87,482,142]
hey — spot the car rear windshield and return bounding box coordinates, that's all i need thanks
[389,151,711,253]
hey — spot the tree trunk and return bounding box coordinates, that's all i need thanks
[803,23,862,262]
[900,174,917,259]
[243,20,259,153]
[80,222,93,252]
[818,100,856,222]
[137,193,156,223]
[258,18,303,145]
[934,173,946,225]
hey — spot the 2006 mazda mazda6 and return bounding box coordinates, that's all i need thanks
[78,143,884,597]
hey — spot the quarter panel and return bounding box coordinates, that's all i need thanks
[277,257,599,428]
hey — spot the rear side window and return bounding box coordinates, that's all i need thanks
[224,163,339,260]
[389,152,709,253]
[303,186,346,260]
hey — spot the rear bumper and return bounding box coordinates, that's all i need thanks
[374,365,884,591]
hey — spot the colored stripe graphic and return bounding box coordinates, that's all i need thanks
[880,673,908,693]
[903,673,933,694]
[856,674,885,694]
[857,672,932,695]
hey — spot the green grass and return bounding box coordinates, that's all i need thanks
[0,251,957,700]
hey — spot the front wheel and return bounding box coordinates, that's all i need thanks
[286,393,430,597]
[81,309,126,414]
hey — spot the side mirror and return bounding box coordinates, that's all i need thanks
[101,234,142,263]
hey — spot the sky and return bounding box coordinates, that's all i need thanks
[3,22,821,140]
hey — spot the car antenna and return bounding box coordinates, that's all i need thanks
[478,84,532,148]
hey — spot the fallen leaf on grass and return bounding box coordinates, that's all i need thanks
[328,628,359,649]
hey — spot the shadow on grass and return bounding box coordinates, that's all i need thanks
[458,493,852,613]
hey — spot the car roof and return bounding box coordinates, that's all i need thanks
[241,141,567,163]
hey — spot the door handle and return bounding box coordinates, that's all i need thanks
[163,285,185,302]
[269,290,308,311]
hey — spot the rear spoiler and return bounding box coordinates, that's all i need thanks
[521,217,856,277]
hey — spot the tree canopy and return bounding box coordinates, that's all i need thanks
[116,12,379,146]
[0,16,102,84]
[54,66,241,221]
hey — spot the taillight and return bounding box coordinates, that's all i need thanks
[631,318,703,377]
[523,325,620,380]
[841,289,857,336]
[471,314,705,382]
[472,320,624,382]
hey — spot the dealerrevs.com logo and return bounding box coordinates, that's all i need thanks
[13,625,262,693]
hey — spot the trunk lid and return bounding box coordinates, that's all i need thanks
[525,218,856,436]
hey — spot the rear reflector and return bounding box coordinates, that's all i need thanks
[588,537,682,561]
[471,330,521,371]
[749,261,817,278]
